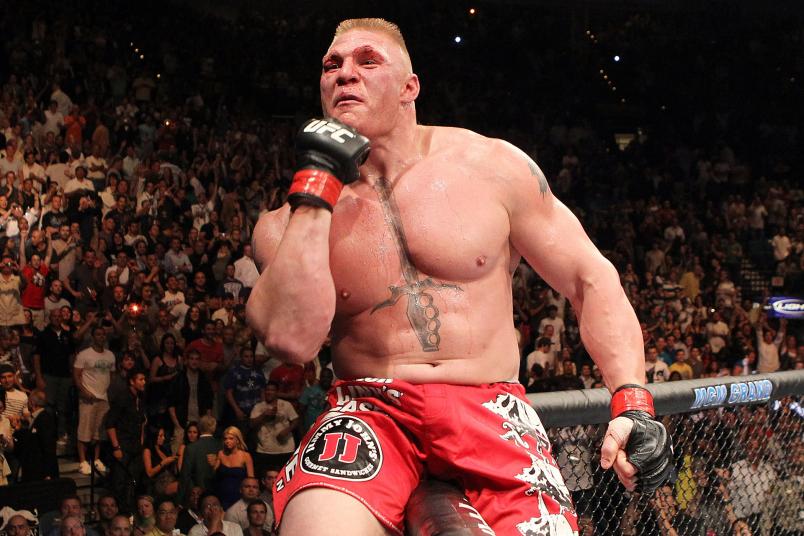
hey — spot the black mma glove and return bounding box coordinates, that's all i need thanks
[288,117,370,212]
[608,384,673,494]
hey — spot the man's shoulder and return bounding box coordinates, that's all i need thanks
[428,126,518,167]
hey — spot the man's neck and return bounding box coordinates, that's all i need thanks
[361,120,426,182]
[92,344,105,353]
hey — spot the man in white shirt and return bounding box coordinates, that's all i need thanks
[0,141,22,180]
[250,382,298,477]
[727,437,777,530]
[538,305,565,358]
[43,101,65,137]
[233,245,259,289]
[72,326,115,475]
[46,153,70,190]
[525,337,554,376]
[757,320,785,373]
[645,346,670,383]
[85,147,108,191]
[20,151,46,192]
[224,478,273,531]
[50,83,73,116]
[189,494,243,536]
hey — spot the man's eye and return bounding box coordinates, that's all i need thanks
[323,63,338,72]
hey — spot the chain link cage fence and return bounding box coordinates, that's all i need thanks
[539,371,804,536]
[406,371,804,536]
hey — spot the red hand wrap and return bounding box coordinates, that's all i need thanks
[611,385,655,419]
[289,169,344,211]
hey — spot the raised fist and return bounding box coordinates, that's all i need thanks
[288,117,370,212]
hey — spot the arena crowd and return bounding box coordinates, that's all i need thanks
[0,1,801,536]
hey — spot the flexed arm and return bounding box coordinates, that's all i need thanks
[246,118,369,364]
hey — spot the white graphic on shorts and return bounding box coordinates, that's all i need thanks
[515,452,573,509]
[482,393,577,534]
[516,498,577,535]
[482,394,550,452]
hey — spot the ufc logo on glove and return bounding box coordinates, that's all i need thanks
[303,119,357,143]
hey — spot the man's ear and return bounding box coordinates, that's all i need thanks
[401,73,420,104]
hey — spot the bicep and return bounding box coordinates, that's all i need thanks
[508,171,610,303]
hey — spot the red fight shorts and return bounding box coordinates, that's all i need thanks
[273,378,578,535]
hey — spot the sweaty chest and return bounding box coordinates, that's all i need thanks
[329,169,509,314]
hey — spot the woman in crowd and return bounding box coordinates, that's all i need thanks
[177,421,199,472]
[213,426,254,510]
[148,333,181,433]
[181,305,204,345]
[133,495,156,536]
[142,428,179,497]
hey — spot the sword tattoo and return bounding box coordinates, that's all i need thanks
[370,177,462,352]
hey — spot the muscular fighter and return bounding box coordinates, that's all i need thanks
[247,18,672,536]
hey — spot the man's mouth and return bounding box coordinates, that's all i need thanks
[334,94,363,106]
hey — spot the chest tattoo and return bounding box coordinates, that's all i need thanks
[370,177,462,352]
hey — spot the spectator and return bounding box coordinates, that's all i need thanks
[267,361,304,407]
[176,486,204,535]
[146,498,180,536]
[644,346,669,384]
[756,317,785,373]
[133,496,155,536]
[179,415,221,503]
[213,426,254,510]
[107,515,132,536]
[93,495,119,536]
[249,382,297,478]
[668,349,694,381]
[223,477,268,530]
[18,229,52,329]
[177,421,200,471]
[43,497,99,536]
[188,494,243,536]
[727,437,778,534]
[223,346,265,429]
[0,362,27,420]
[59,516,86,536]
[244,500,273,536]
[232,245,258,289]
[298,368,332,434]
[168,350,213,442]
[142,427,179,497]
[106,370,147,512]
[2,513,35,536]
[257,468,277,520]
[16,389,58,481]
[0,255,25,327]
[525,337,555,377]
[73,325,114,475]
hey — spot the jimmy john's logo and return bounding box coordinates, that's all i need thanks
[300,415,382,481]
[303,119,356,144]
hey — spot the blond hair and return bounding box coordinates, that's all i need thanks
[223,426,247,451]
[334,18,411,70]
